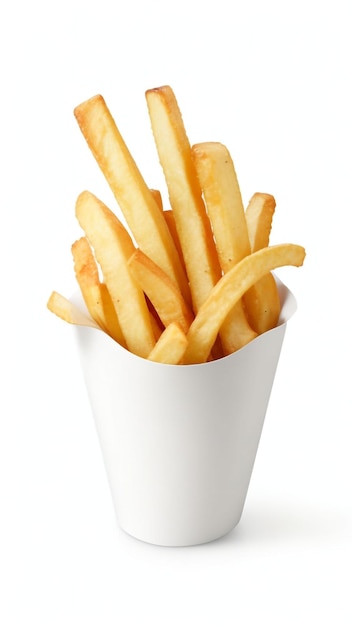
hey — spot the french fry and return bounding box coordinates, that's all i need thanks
[243,273,281,334]
[47,291,100,329]
[147,322,188,365]
[192,142,250,267]
[243,192,280,334]
[145,86,222,313]
[192,141,257,353]
[149,190,188,274]
[75,190,156,359]
[146,298,164,341]
[219,306,257,354]
[149,188,163,211]
[183,244,306,364]
[245,192,276,252]
[72,237,126,346]
[128,248,194,334]
[149,189,187,275]
[163,210,187,276]
[74,95,191,306]
[149,188,188,273]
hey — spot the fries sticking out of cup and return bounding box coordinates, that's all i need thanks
[47,85,305,365]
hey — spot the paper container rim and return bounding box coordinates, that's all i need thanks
[71,274,297,369]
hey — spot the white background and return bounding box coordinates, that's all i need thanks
[1,1,351,624]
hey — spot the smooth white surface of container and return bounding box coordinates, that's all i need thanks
[74,278,296,546]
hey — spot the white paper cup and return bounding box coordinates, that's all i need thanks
[74,277,296,547]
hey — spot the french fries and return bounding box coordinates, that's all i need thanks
[191,141,257,353]
[192,142,250,267]
[183,244,305,364]
[128,249,194,334]
[47,85,306,365]
[243,192,281,333]
[245,192,276,253]
[71,237,126,346]
[74,95,191,308]
[147,323,188,365]
[47,291,100,329]
[75,190,156,359]
[145,86,222,313]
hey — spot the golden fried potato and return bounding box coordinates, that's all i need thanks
[74,95,191,306]
[192,141,257,353]
[128,248,194,334]
[72,237,126,346]
[75,190,156,358]
[245,192,276,252]
[48,85,306,365]
[183,244,306,364]
[192,142,250,267]
[146,86,221,313]
[243,192,280,333]
[47,291,99,328]
[147,323,188,364]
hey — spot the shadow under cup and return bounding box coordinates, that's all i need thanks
[74,277,297,547]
